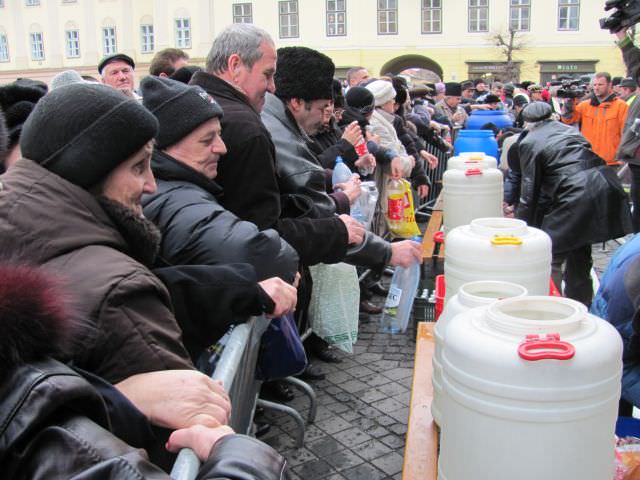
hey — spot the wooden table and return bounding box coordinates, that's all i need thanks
[402,322,439,480]
[421,196,444,262]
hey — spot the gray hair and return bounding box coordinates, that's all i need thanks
[206,24,274,74]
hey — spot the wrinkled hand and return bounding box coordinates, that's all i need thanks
[115,370,231,430]
[418,184,429,199]
[258,277,298,318]
[420,150,438,169]
[366,130,380,145]
[502,202,515,218]
[389,240,423,268]
[166,425,235,462]
[473,104,492,111]
[339,214,365,245]
[452,111,466,124]
[335,174,362,205]
[355,153,376,172]
[390,157,404,179]
[342,121,363,146]
[407,155,416,170]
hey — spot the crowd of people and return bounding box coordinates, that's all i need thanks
[3,19,640,478]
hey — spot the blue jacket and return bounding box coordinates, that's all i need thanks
[592,234,640,406]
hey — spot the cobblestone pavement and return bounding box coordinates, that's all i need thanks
[261,238,626,479]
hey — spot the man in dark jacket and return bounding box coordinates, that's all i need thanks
[515,102,632,306]
[139,76,298,359]
[0,262,290,479]
[190,24,364,268]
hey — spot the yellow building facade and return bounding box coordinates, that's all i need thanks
[0,0,628,84]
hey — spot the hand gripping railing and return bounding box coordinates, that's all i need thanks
[170,316,268,480]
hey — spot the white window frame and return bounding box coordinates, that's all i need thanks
[558,0,579,31]
[421,0,442,34]
[30,32,44,60]
[0,34,9,62]
[65,29,80,58]
[102,27,116,55]
[0,1,5,7]
[509,0,530,31]
[377,0,398,35]
[141,24,154,53]
[326,0,346,37]
[175,18,191,49]
[26,0,40,5]
[469,0,489,33]
[233,3,253,24]
[279,1,299,39]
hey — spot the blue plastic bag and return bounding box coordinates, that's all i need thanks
[256,313,308,381]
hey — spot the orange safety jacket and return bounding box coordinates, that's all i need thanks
[561,94,628,165]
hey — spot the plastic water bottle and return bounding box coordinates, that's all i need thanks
[332,156,364,223]
[380,236,422,334]
[386,178,404,232]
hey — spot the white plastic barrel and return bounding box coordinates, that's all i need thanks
[438,296,622,480]
[431,280,528,426]
[442,167,503,233]
[444,217,551,301]
[447,152,498,171]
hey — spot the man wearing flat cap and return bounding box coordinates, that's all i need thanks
[619,77,638,105]
[98,53,139,99]
[434,82,468,129]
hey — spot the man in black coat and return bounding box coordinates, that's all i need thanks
[189,24,364,267]
[139,76,299,361]
[515,102,632,306]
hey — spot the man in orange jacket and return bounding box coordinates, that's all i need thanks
[561,72,628,166]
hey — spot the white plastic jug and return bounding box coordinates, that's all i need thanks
[447,152,498,171]
[431,280,528,426]
[438,296,622,480]
[442,167,503,233]
[444,217,551,301]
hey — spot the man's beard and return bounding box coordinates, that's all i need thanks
[95,196,161,268]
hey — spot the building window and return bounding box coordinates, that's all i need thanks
[279,1,299,38]
[422,0,442,34]
[102,27,116,55]
[558,0,579,31]
[175,18,191,48]
[377,0,397,35]
[65,29,80,58]
[509,0,530,31]
[0,34,9,62]
[141,24,154,53]
[30,32,44,60]
[0,1,5,7]
[233,3,253,24]
[26,0,40,5]
[469,0,489,32]
[326,0,346,36]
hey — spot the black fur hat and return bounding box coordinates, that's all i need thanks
[0,79,47,147]
[275,47,335,101]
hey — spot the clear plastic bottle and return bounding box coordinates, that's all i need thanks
[386,178,404,232]
[333,156,364,223]
[380,236,422,334]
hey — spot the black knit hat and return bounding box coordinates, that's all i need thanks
[20,83,158,189]
[483,94,501,104]
[98,53,135,75]
[0,79,47,147]
[444,82,462,96]
[141,76,223,150]
[275,47,335,101]
[345,87,375,114]
[522,101,552,122]
[169,65,202,84]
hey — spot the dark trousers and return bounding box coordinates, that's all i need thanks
[629,164,640,233]
[551,244,593,308]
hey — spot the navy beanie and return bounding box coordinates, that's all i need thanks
[141,76,223,149]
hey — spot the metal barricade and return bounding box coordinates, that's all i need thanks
[170,316,268,480]
[417,144,450,214]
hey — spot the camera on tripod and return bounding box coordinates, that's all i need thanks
[600,0,640,33]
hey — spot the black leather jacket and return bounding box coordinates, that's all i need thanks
[516,119,631,254]
[261,93,392,271]
[0,359,289,480]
